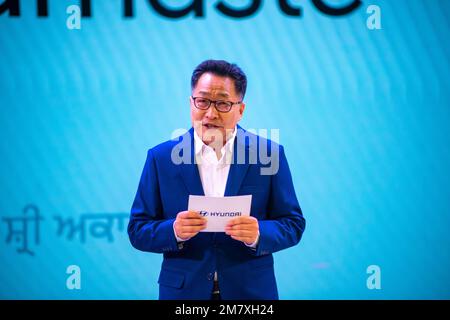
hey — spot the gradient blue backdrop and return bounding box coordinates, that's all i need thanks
[1,0,449,299]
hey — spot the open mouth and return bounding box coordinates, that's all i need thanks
[203,124,221,130]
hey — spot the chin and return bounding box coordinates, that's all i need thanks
[202,125,223,134]
[202,130,225,146]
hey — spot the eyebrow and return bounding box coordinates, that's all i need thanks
[197,90,230,98]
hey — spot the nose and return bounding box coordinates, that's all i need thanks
[205,103,219,119]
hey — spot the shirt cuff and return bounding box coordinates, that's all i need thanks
[244,231,260,248]
[173,220,191,243]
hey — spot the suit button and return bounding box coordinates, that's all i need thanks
[207,273,213,281]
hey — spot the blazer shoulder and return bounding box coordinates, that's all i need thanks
[147,130,192,160]
[238,128,283,155]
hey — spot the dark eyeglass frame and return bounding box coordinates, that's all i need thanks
[191,96,242,113]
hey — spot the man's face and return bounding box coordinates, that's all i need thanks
[190,72,245,146]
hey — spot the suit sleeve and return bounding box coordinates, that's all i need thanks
[127,149,180,253]
[255,145,306,256]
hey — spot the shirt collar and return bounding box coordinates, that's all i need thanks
[193,126,237,159]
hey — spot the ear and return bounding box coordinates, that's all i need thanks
[238,102,245,119]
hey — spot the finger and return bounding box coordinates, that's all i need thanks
[179,218,207,226]
[225,229,255,237]
[226,216,257,227]
[230,234,255,244]
[225,224,256,232]
[179,232,199,238]
[179,211,201,219]
[225,223,257,231]
[180,225,206,233]
[182,226,208,238]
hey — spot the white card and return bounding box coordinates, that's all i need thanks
[188,195,252,232]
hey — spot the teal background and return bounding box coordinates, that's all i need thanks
[1,0,449,299]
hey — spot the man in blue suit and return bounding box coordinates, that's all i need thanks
[128,60,305,300]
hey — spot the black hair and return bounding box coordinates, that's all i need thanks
[191,59,247,99]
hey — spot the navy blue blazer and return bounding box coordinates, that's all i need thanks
[128,126,305,300]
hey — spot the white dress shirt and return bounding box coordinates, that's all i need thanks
[194,126,236,197]
[173,126,259,284]
[173,126,259,247]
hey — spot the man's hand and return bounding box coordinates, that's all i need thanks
[225,216,259,245]
[174,210,207,240]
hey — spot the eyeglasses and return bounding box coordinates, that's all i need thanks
[191,96,241,113]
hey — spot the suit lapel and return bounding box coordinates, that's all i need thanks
[178,128,205,196]
[224,126,251,197]
[178,126,251,197]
